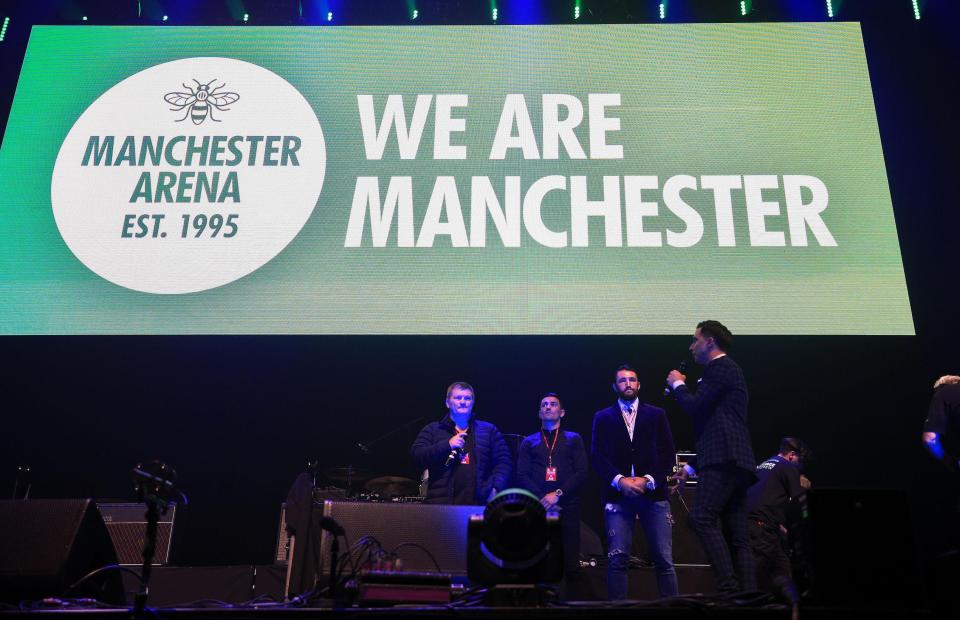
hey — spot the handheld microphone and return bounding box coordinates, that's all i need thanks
[444,429,468,466]
[444,447,462,467]
[664,360,688,395]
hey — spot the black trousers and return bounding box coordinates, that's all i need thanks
[559,504,583,599]
[688,467,757,594]
[749,520,791,582]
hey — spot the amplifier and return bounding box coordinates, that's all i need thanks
[96,503,175,566]
[276,488,349,565]
[275,503,290,564]
[318,501,482,574]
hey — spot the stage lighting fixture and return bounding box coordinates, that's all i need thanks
[574,3,580,20]
[912,0,921,20]
[162,15,168,22]
[412,9,418,20]
[466,488,562,587]
[0,17,9,42]
[243,13,249,22]
[82,16,88,22]
[327,11,333,22]
[493,7,498,21]
[659,2,666,20]
[740,1,747,16]
[826,0,834,18]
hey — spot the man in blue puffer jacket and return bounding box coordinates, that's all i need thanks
[411,381,512,505]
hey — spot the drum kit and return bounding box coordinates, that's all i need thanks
[317,432,527,503]
[320,465,421,502]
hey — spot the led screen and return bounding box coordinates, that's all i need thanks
[0,24,912,334]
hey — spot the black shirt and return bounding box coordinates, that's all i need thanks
[516,428,589,507]
[451,422,478,505]
[746,455,803,527]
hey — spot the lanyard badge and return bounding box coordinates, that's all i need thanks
[542,427,560,481]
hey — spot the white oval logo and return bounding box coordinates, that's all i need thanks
[51,57,325,294]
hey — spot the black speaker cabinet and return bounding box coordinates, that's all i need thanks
[96,502,175,566]
[0,499,124,604]
[285,500,482,597]
[317,501,481,573]
[805,488,920,608]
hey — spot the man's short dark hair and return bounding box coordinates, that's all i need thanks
[541,392,562,408]
[615,364,638,380]
[446,381,475,400]
[779,437,811,463]
[697,320,733,352]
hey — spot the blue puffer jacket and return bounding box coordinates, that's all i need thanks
[411,415,512,504]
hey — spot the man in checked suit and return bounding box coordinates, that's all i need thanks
[666,320,757,595]
[591,364,679,599]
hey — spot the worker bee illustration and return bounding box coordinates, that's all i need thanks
[164,79,240,125]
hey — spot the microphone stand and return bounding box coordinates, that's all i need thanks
[135,501,160,617]
[131,462,187,617]
[355,416,429,454]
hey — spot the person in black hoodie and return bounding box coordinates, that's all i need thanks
[411,381,511,505]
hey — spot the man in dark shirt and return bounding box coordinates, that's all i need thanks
[923,375,960,473]
[746,437,810,605]
[411,381,511,505]
[517,392,589,598]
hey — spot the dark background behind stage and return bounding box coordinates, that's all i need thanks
[1,1,958,568]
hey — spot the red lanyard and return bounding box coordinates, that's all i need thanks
[541,426,560,467]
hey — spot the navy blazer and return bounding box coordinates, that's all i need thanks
[590,402,677,503]
[672,355,755,472]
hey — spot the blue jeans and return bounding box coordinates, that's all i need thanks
[605,496,678,599]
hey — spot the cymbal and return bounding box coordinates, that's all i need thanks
[365,476,418,497]
[323,465,371,482]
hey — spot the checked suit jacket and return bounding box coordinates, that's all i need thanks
[672,355,755,472]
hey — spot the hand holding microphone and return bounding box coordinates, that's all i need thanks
[445,429,468,466]
[664,360,688,395]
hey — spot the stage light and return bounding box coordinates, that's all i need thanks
[82,16,88,22]
[0,17,9,42]
[659,3,666,20]
[467,489,562,590]
[412,9,418,20]
[574,1,580,20]
[826,0,834,18]
[493,7,498,21]
[243,13,249,22]
[162,15,168,22]
[912,0,921,20]
[327,11,333,21]
[740,1,747,16]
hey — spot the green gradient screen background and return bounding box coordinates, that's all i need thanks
[0,24,913,334]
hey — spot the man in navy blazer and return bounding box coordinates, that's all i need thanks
[591,364,679,599]
[667,320,757,595]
